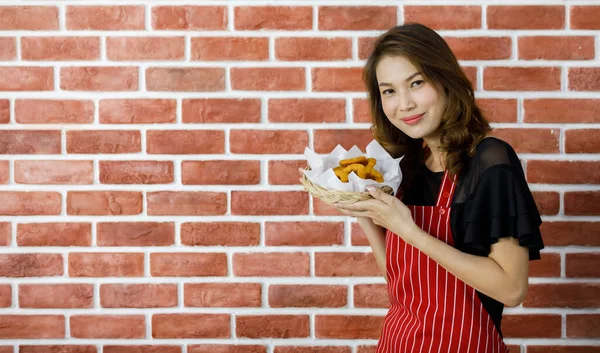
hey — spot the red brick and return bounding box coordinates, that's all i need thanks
[0,285,9,306]
[100,99,176,124]
[313,198,344,216]
[570,68,600,91]
[192,37,268,61]
[565,192,600,216]
[17,222,91,247]
[404,6,481,30]
[100,161,173,184]
[463,66,478,87]
[275,348,350,353]
[147,130,224,154]
[19,284,93,308]
[0,67,53,91]
[533,191,559,216]
[0,100,9,123]
[0,254,63,277]
[0,38,15,60]
[529,252,561,278]
[269,160,306,185]
[566,129,600,153]
[0,223,9,246]
[61,67,138,91]
[276,38,351,61]
[15,160,93,184]
[269,99,345,123]
[231,191,308,216]
[571,6,600,29]
[230,130,308,154]
[0,192,61,216]
[97,222,175,246]
[519,36,595,60]
[0,130,60,154]
[357,347,376,353]
[67,130,141,154]
[237,315,309,338]
[315,315,383,339]
[70,315,145,338]
[189,345,265,353]
[313,129,373,154]
[269,285,347,308]
[101,284,177,308]
[231,68,305,91]
[445,37,512,60]
[146,67,224,92]
[152,314,230,338]
[233,253,310,277]
[502,314,562,338]
[477,99,518,123]
[104,346,178,353]
[316,253,380,277]
[487,6,565,29]
[147,192,227,216]
[235,6,311,30]
[312,67,363,92]
[185,283,261,307]
[541,222,600,246]
[69,253,144,277]
[67,6,144,30]
[265,222,344,246]
[67,191,142,215]
[182,160,260,185]
[567,314,600,338]
[107,37,184,61]
[354,284,389,308]
[527,161,600,184]
[351,222,369,246]
[181,222,260,247]
[566,253,600,278]
[182,98,261,123]
[353,98,371,123]
[321,6,396,30]
[0,162,7,184]
[484,67,561,91]
[150,253,227,277]
[524,283,600,308]
[524,99,600,123]
[19,345,96,353]
[490,128,559,153]
[16,99,93,124]
[0,315,64,338]
[22,37,99,61]
[0,6,58,30]
[152,6,226,30]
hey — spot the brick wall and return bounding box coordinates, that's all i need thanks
[0,2,599,353]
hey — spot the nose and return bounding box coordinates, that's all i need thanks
[397,93,415,112]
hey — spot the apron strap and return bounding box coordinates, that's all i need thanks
[435,170,458,208]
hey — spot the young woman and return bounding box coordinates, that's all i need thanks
[334,24,544,353]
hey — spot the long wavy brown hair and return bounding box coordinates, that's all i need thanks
[363,23,491,190]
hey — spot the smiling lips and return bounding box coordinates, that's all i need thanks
[401,112,425,125]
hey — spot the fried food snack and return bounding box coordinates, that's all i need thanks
[334,156,384,183]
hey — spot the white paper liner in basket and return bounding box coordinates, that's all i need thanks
[300,140,403,204]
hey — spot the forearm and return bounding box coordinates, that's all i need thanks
[412,227,527,306]
[357,218,388,282]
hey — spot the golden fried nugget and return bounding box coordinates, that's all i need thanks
[333,166,349,182]
[339,156,368,166]
[369,169,384,183]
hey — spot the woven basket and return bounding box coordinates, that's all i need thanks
[300,166,394,204]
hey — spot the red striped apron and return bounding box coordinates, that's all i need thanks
[376,170,508,353]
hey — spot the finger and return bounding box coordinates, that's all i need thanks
[366,185,397,206]
[336,207,371,218]
[334,199,382,212]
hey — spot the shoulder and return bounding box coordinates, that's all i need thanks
[470,136,519,170]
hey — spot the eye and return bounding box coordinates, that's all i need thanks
[410,80,425,88]
[381,88,395,95]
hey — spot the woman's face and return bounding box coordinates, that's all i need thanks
[375,55,447,141]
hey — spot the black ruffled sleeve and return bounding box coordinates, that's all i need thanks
[454,164,544,260]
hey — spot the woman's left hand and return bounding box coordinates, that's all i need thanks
[335,186,422,245]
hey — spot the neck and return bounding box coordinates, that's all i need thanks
[423,137,445,172]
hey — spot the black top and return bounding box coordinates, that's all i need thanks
[400,137,545,337]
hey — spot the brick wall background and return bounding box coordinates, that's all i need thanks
[0,1,598,352]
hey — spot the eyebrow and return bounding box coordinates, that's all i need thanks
[378,72,422,87]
